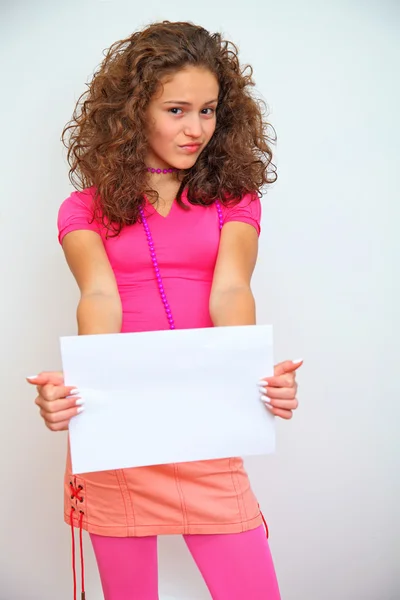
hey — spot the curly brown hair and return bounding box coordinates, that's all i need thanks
[62,20,277,234]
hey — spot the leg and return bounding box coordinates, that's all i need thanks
[90,533,159,600]
[184,525,280,600]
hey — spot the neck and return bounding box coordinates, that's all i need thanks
[146,171,183,209]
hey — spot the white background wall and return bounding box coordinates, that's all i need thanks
[1,1,399,598]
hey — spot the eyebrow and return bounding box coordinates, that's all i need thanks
[162,100,218,106]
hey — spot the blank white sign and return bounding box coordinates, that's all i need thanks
[60,325,275,474]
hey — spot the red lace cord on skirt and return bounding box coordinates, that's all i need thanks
[70,480,86,600]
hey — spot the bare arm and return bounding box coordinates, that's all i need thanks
[209,222,258,326]
[62,230,122,335]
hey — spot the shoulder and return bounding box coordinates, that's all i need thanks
[58,186,97,217]
[220,192,262,236]
[57,186,101,245]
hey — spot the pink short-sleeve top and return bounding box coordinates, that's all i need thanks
[58,187,261,335]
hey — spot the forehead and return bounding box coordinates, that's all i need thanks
[154,66,219,102]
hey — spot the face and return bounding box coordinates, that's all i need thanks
[145,66,219,170]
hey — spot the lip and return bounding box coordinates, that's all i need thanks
[179,143,202,153]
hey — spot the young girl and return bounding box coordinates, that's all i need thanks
[27,21,301,600]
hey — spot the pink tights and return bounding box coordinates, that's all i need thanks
[90,525,281,599]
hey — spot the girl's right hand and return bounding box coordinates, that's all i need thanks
[26,372,83,431]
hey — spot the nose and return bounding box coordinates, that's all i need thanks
[183,114,202,139]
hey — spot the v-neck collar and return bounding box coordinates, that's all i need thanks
[145,188,187,219]
[147,198,176,219]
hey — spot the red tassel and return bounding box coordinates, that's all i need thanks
[70,479,86,599]
[79,511,86,599]
[70,508,77,600]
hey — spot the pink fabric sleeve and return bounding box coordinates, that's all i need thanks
[57,188,101,245]
[220,192,262,236]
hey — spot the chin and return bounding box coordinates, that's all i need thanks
[171,157,199,171]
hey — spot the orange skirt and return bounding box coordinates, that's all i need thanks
[65,445,263,537]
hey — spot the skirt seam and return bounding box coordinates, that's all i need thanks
[229,458,245,531]
[173,463,188,533]
[232,459,249,528]
[115,469,135,535]
[122,468,136,534]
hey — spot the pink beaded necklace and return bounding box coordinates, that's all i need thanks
[147,167,180,174]
[139,201,224,330]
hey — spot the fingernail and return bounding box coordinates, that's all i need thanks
[265,403,274,412]
[77,406,85,414]
[292,358,303,364]
[70,389,80,396]
[260,394,269,402]
[258,380,269,386]
[26,375,38,379]
[75,398,84,406]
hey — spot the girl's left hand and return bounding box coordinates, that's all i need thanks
[259,359,303,420]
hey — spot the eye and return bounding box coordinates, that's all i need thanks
[201,108,216,116]
[168,107,183,115]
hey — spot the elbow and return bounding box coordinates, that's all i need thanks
[80,290,120,302]
[209,284,255,326]
[77,291,123,335]
[80,290,123,314]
